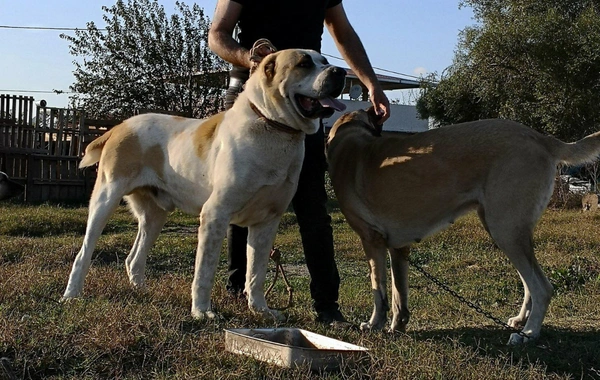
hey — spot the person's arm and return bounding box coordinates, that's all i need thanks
[208,0,252,69]
[325,3,390,122]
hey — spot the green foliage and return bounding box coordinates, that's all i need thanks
[61,0,228,119]
[417,0,600,140]
[549,256,600,294]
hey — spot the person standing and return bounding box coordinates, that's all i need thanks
[208,0,390,325]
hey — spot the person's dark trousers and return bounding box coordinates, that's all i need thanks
[225,77,248,295]
[226,224,248,294]
[226,125,341,313]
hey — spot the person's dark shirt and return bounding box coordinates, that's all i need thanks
[229,0,342,79]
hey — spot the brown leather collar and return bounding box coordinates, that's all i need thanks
[249,102,303,135]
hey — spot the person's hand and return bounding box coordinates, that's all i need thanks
[369,85,390,124]
[249,39,277,74]
[252,41,276,59]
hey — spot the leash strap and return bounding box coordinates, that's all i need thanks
[265,248,294,310]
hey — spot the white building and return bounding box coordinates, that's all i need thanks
[322,100,429,133]
[322,69,429,133]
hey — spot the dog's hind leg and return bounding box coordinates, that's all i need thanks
[508,272,532,329]
[62,181,124,299]
[124,190,169,288]
[485,219,553,344]
[480,203,533,324]
[482,162,554,344]
[389,246,410,333]
[246,219,285,321]
[360,238,389,332]
[506,248,551,344]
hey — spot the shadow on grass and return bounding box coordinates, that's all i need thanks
[0,217,135,238]
[411,325,600,378]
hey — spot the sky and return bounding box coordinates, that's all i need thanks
[0,0,475,108]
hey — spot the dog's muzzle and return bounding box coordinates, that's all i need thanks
[296,66,347,119]
[322,66,347,98]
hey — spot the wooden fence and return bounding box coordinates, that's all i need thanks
[0,94,117,203]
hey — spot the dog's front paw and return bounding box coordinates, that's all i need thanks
[191,309,219,321]
[359,322,371,332]
[360,317,386,332]
[248,297,286,322]
[390,312,409,333]
[60,295,78,303]
[61,289,81,301]
[128,276,146,288]
[360,321,381,332]
[506,332,536,345]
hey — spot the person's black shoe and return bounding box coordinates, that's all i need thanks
[316,308,346,324]
[315,309,354,329]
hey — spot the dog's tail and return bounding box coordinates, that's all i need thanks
[548,130,600,166]
[79,129,115,168]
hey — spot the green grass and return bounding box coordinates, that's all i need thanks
[1,202,600,379]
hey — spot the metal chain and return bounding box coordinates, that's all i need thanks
[409,258,529,338]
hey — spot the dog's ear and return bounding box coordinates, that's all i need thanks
[262,55,276,80]
[366,106,383,136]
[249,53,276,78]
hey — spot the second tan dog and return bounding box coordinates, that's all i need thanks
[326,108,600,344]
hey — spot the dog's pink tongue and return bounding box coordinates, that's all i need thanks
[319,97,346,112]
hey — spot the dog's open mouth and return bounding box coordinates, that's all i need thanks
[295,95,347,118]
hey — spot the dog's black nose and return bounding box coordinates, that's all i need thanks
[332,66,346,77]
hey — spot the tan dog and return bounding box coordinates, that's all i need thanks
[326,108,600,344]
[62,49,346,321]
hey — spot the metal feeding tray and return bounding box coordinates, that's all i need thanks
[224,328,369,371]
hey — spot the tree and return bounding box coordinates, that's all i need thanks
[61,0,228,119]
[416,0,600,141]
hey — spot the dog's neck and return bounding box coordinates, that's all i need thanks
[327,121,377,159]
[248,102,303,135]
[328,121,374,143]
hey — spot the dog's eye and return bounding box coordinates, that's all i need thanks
[297,55,314,68]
